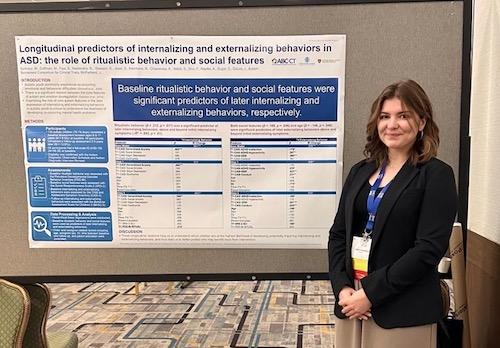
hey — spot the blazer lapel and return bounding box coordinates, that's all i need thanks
[345,161,376,242]
[369,161,419,256]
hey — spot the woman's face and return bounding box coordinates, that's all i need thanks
[377,97,426,155]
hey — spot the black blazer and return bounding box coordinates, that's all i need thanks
[328,157,457,328]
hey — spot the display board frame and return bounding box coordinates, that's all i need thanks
[0,0,471,283]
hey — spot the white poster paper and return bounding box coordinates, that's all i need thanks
[16,35,345,248]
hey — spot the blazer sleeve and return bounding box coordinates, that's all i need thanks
[328,162,361,299]
[361,161,458,307]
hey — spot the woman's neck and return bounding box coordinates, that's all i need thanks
[387,150,409,169]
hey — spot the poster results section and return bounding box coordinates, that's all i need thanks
[16,35,345,248]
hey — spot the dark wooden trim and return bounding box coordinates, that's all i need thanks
[466,230,500,348]
[1,271,451,283]
[1,272,329,283]
[458,0,472,256]
[0,0,463,13]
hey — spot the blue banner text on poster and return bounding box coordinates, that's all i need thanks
[112,78,338,122]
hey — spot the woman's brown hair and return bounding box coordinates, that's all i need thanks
[363,79,439,166]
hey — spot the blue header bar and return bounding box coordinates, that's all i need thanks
[112,78,338,122]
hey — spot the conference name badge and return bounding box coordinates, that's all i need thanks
[351,236,371,280]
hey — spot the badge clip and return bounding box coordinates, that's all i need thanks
[362,228,372,242]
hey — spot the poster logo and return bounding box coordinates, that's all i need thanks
[272,57,297,65]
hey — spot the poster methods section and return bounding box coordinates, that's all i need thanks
[17,35,345,248]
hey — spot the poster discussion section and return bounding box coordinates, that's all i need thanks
[16,35,345,249]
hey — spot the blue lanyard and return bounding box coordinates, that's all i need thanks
[364,162,391,239]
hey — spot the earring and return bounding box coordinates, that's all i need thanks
[419,130,424,140]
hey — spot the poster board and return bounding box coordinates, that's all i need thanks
[0,1,464,281]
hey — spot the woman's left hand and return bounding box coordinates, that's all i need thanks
[338,288,372,319]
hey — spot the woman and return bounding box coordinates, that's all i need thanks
[328,80,457,348]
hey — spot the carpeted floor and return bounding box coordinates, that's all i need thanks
[46,280,336,347]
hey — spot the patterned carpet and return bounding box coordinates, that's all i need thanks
[46,280,336,347]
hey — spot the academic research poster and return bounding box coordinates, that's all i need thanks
[16,35,345,248]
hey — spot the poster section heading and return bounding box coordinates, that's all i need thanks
[112,78,338,122]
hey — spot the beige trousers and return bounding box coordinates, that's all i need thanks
[334,316,437,348]
[334,280,437,348]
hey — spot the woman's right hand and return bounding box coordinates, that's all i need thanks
[338,286,371,320]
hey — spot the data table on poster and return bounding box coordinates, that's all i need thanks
[230,138,337,229]
[115,138,223,232]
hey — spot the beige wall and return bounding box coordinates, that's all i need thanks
[467,0,500,347]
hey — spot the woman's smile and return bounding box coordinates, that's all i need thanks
[377,97,425,154]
